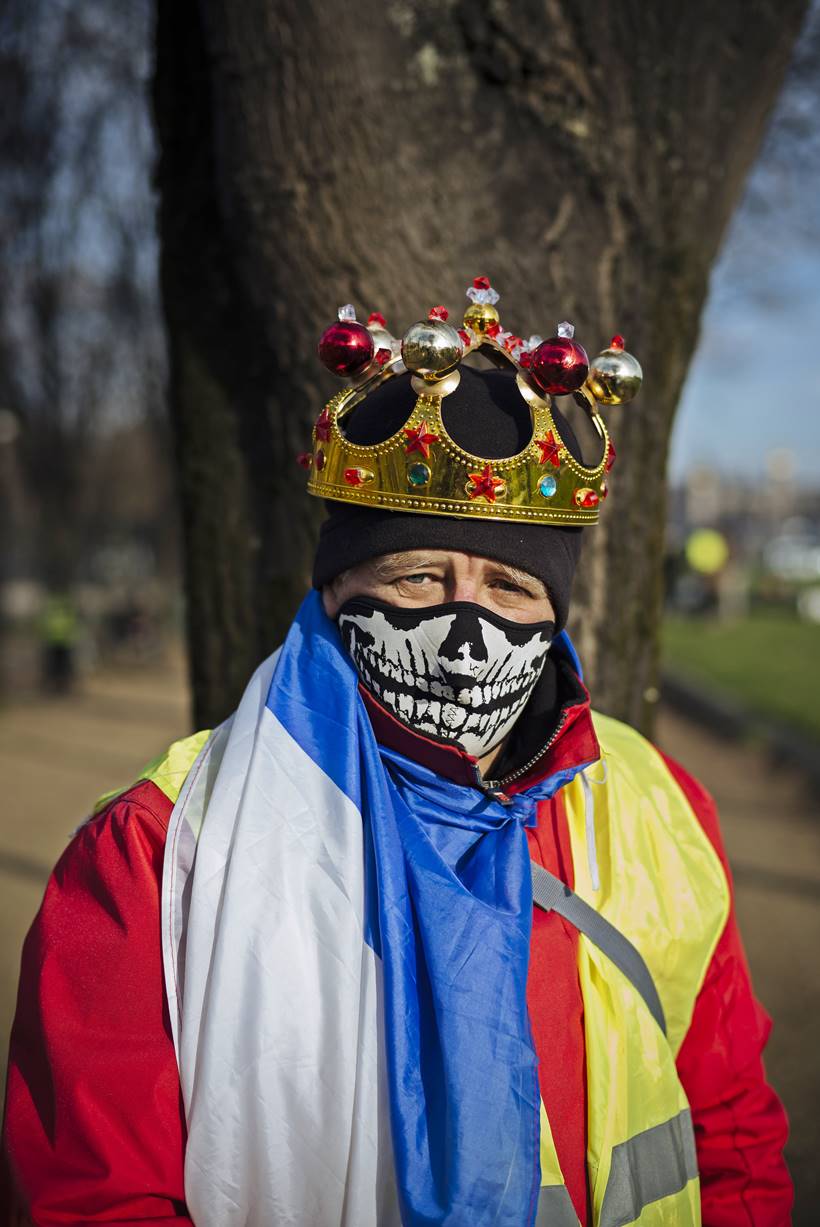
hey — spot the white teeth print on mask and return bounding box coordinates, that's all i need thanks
[338,599,554,760]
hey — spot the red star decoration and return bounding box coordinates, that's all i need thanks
[468,463,505,503]
[404,419,441,459]
[314,407,332,442]
[535,431,562,467]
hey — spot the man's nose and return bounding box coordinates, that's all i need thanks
[439,609,489,664]
[448,578,481,605]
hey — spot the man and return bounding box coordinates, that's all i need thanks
[3,281,791,1225]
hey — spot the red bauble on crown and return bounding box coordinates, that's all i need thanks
[529,322,589,397]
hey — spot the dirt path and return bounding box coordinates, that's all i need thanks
[656,709,820,1222]
[0,652,190,1088]
[1,661,817,1221]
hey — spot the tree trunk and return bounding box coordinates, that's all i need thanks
[154,0,807,730]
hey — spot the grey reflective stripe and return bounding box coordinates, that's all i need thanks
[530,861,667,1035]
[599,1108,699,1227]
[534,1183,581,1227]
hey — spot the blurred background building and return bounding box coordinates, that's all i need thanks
[0,0,818,1220]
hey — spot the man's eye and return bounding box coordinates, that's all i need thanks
[396,573,433,586]
[492,580,527,595]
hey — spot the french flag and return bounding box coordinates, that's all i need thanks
[162,591,544,1226]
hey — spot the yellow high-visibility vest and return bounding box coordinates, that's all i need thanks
[99,710,729,1227]
[534,712,730,1225]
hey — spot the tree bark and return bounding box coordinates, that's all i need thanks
[154,0,807,730]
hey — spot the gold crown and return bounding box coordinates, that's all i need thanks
[300,277,642,526]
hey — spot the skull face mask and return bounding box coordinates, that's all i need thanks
[338,597,554,759]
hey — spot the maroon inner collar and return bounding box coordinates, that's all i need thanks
[359,673,599,796]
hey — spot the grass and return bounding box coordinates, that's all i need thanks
[661,612,820,742]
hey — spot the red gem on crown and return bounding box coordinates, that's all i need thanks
[468,463,504,502]
[314,407,332,442]
[536,432,562,468]
[404,420,441,459]
[473,275,491,290]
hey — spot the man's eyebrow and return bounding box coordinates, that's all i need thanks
[370,553,440,579]
[490,562,546,594]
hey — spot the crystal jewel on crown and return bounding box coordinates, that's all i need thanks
[303,277,642,527]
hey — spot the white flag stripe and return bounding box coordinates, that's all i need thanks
[162,651,400,1226]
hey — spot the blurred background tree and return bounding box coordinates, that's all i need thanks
[153,0,809,729]
[0,0,176,690]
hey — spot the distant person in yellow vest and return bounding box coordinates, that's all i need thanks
[3,282,791,1226]
[37,592,79,694]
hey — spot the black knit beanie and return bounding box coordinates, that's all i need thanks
[312,366,584,629]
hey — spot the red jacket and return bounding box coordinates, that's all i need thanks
[2,689,792,1225]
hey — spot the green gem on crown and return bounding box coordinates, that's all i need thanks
[408,463,431,487]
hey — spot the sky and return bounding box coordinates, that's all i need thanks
[669,3,820,485]
[670,250,820,483]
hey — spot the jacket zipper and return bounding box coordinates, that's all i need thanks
[478,709,570,802]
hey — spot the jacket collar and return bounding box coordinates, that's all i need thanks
[360,639,599,799]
